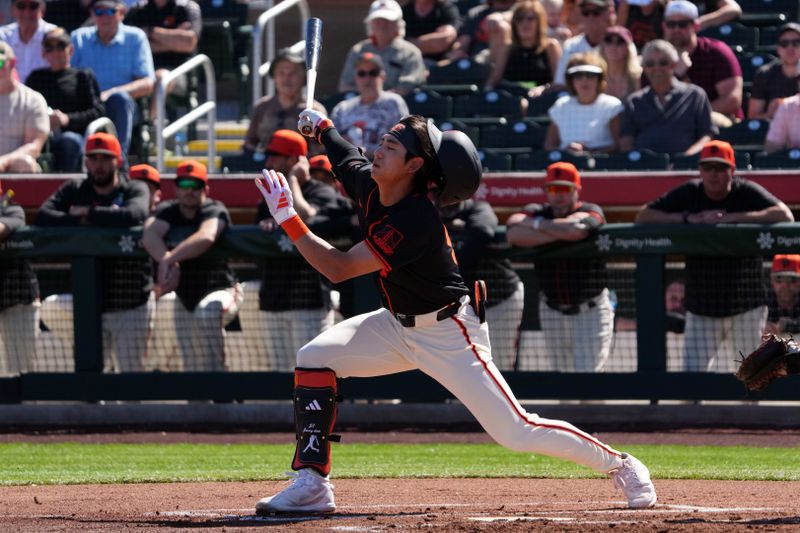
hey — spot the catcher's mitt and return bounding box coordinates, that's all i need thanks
[735,334,799,391]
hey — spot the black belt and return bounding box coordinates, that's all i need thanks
[545,299,597,315]
[394,301,461,327]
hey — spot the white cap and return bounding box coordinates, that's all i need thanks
[664,0,699,19]
[364,0,403,22]
[566,64,604,75]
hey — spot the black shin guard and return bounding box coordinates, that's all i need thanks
[291,367,340,476]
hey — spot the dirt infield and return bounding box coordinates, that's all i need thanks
[2,479,800,532]
[2,431,800,531]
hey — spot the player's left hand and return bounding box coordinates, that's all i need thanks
[255,169,297,224]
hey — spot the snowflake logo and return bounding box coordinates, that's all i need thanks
[118,234,136,253]
[595,234,612,252]
[278,234,294,253]
[757,232,774,250]
[473,182,488,201]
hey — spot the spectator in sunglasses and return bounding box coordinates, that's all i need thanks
[620,39,715,155]
[661,0,742,126]
[142,160,244,372]
[26,26,105,172]
[599,25,641,101]
[636,140,793,372]
[749,22,800,120]
[338,0,426,96]
[765,255,800,337]
[483,0,562,92]
[70,0,155,157]
[0,0,56,82]
[332,52,408,159]
[545,52,623,153]
[551,0,615,90]
[0,41,48,172]
[616,0,665,49]
[506,162,614,372]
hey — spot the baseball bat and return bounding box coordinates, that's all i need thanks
[301,17,323,136]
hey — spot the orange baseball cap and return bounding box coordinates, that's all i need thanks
[85,132,122,165]
[544,161,581,190]
[266,129,308,158]
[699,140,735,168]
[176,159,208,184]
[771,254,800,277]
[129,164,160,188]
[309,154,333,175]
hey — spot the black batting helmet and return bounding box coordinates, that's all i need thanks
[427,120,482,206]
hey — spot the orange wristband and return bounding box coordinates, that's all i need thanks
[281,214,310,242]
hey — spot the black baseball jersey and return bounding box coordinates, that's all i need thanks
[439,199,520,308]
[154,199,237,311]
[526,201,608,307]
[647,178,780,316]
[256,178,349,312]
[323,128,469,315]
[125,0,202,69]
[0,196,38,312]
[35,178,152,312]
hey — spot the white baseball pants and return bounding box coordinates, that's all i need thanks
[0,302,40,374]
[684,305,768,373]
[297,297,624,474]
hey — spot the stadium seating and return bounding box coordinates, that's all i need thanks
[737,51,777,84]
[515,150,593,171]
[526,90,569,119]
[436,118,481,145]
[699,23,759,50]
[479,119,546,150]
[738,0,798,28]
[716,119,770,152]
[198,21,249,117]
[592,150,670,171]
[752,148,800,169]
[477,149,513,171]
[453,89,524,119]
[405,88,453,121]
[428,58,491,85]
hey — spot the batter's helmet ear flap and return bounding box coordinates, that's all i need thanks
[428,121,482,206]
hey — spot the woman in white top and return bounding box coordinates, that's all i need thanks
[544,52,624,153]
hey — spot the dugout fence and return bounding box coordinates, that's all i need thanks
[0,223,798,403]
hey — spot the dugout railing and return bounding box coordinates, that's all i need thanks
[0,223,798,403]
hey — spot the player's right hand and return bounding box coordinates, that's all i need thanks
[298,108,333,142]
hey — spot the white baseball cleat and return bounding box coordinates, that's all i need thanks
[608,453,657,509]
[255,468,336,514]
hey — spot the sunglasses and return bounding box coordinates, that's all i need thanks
[581,8,606,17]
[14,1,41,10]
[643,58,670,68]
[514,15,537,22]
[699,162,730,172]
[545,185,574,194]
[356,69,380,78]
[44,42,68,52]
[0,59,4,70]
[604,36,626,45]
[777,38,800,48]
[664,19,693,29]
[176,178,204,190]
[93,7,117,16]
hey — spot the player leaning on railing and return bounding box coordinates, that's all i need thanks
[251,109,658,514]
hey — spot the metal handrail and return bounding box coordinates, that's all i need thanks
[155,54,217,172]
[84,117,117,139]
[252,0,309,102]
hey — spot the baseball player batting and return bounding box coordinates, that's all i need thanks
[253,110,658,514]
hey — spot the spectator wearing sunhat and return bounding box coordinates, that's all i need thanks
[636,140,794,372]
[36,131,153,373]
[253,130,352,371]
[243,47,327,159]
[0,40,48,172]
[129,163,160,211]
[338,0,426,96]
[142,159,243,372]
[332,51,409,159]
[26,27,105,172]
[506,161,613,372]
[765,254,800,337]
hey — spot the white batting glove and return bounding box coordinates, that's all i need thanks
[255,169,297,225]
[298,108,334,142]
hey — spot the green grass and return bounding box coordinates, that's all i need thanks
[1,443,799,486]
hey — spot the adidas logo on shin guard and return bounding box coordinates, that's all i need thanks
[306,400,322,411]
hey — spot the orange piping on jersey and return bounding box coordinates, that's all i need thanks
[443,225,458,265]
[448,315,623,459]
[365,239,392,272]
[363,186,379,219]
[378,276,395,313]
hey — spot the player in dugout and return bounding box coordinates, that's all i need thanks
[251,110,657,514]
